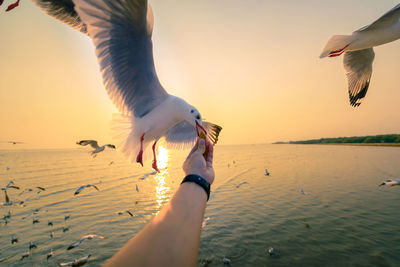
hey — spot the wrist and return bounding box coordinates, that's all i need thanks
[181,174,211,201]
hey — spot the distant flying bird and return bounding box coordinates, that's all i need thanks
[36,186,45,191]
[11,236,18,244]
[31,0,222,173]
[48,221,53,226]
[67,234,107,250]
[117,210,133,217]
[63,226,70,232]
[20,251,30,261]
[29,242,37,250]
[202,217,210,228]
[59,254,91,267]
[268,247,275,256]
[265,169,270,176]
[2,181,19,190]
[3,210,11,219]
[47,249,54,260]
[236,182,248,188]
[320,3,400,107]
[300,187,307,195]
[7,141,24,145]
[76,140,116,157]
[74,184,99,195]
[50,232,54,238]
[223,256,231,265]
[32,218,40,224]
[379,179,400,187]
[64,215,70,221]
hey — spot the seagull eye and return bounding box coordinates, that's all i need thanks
[190,110,195,113]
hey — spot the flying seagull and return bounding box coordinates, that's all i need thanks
[236,181,248,188]
[117,210,134,217]
[20,251,30,261]
[379,178,400,187]
[76,140,116,157]
[74,184,99,195]
[31,0,222,173]
[47,249,54,260]
[320,3,400,107]
[59,255,91,266]
[67,234,107,250]
[2,181,20,190]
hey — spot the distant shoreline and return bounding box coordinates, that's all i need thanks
[285,143,400,147]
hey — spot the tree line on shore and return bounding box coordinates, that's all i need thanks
[274,134,400,144]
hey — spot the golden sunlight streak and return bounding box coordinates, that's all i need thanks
[154,146,170,212]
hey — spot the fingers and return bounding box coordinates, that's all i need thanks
[186,139,200,160]
[205,139,214,168]
[197,138,206,155]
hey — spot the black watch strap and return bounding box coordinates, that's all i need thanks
[181,174,210,201]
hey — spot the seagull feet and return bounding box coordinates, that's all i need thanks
[152,160,160,173]
[136,150,143,166]
[6,0,20,11]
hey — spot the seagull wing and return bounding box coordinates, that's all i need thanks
[74,185,85,195]
[67,239,83,250]
[72,0,168,118]
[105,144,116,149]
[343,48,375,107]
[32,0,87,33]
[4,190,10,203]
[126,210,133,217]
[356,4,400,32]
[90,184,99,191]
[77,140,99,149]
[164,121,223,149]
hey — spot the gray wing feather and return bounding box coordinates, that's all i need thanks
[32,0,87,33]
[164,121,222,149]
[343,48,375,107]
[356,4,400,32]
[73,0,168,117]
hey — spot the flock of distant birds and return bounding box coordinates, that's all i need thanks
[0,140,139,265]
[3,140,400,265]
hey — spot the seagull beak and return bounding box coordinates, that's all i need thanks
[195,120,207,137]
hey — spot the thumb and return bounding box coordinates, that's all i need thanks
[197,138,206,154]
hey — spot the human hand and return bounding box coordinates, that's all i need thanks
[183,138,215,184]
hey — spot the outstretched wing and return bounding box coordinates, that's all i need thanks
[343,48,375,107]
[77,140,99,149]
[32,0,87,33]
[72,0,168,118]
[164,121,222,149]
[356,4,400,32]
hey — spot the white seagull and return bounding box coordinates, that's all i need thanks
[320,3,400,107]
[67,234,107,250]
[32,0,222,173]
[379,178,400,187]
[76,140,116,157]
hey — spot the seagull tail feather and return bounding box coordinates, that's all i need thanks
[111,113,152,163]
[320,34,355,58]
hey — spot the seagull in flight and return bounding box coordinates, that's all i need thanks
[74,184,99,195]
[30,0,222,173]
[320,3,400,107]
[379,178,400,187]
[67,234,107,250]
[59,255,91,266]
[76,140,116,157]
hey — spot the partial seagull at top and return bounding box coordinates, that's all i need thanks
[76,140,116,157]
[30,0,222,173]
[0,0,21,12]
[320,3,400,107]
[379,178,400,187]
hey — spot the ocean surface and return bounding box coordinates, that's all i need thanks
[1,144,400,266]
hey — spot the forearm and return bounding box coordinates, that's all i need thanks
[104,182,207,267]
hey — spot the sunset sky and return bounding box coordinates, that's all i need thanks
[1,0,400,149]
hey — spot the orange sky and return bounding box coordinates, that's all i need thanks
[1,0,400,149]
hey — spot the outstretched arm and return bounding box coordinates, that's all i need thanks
[104,138,215,267]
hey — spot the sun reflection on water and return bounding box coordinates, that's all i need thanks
[154,146,170,212]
